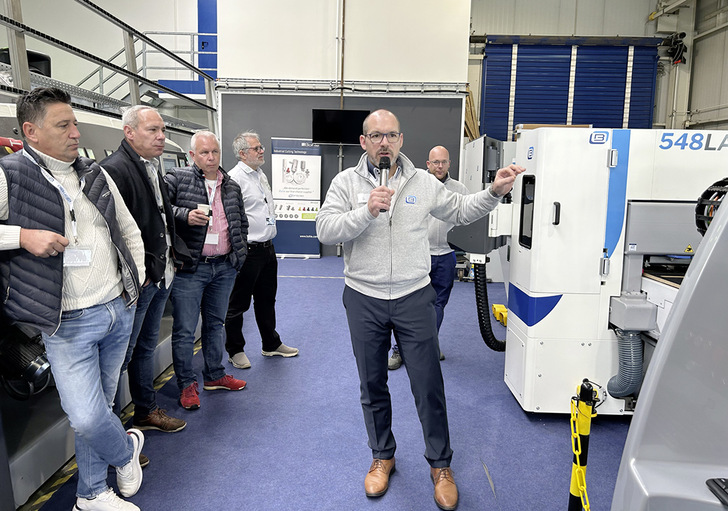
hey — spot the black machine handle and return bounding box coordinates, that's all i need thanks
[553,201,561,225]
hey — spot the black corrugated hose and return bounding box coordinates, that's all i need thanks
[473,262,506,351]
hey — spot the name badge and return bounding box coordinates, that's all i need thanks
[357,193,369,204]
[63,248,92,267]
[205,232,219,245]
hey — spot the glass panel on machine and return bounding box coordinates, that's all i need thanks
[519,175,535,249]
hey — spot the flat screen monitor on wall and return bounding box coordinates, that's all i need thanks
[311,109,370,145]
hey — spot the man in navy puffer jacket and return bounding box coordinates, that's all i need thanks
[164,131,248,410]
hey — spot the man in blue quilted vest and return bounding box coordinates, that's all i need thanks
[0,87,146,511]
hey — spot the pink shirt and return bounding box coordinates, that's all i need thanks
[201,170,232,257]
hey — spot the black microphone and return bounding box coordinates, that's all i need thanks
[378,156,390,213]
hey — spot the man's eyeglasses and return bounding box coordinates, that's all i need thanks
[247,145,265,153]
[430,160,450,166]
[364,132,401,144]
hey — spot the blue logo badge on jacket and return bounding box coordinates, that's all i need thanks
[405,195,416,204]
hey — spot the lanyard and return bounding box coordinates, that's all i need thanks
[206,180,217,206]
[38,166,84,244]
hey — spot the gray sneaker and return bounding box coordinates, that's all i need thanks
[388,350,402,370]
[74,488,139,511]
[229,352,251,369]
[262,343,299,357]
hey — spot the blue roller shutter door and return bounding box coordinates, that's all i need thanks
[480,42,658,140]
[513,45,572,130]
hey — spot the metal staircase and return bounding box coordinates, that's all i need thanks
[0,0,216,134]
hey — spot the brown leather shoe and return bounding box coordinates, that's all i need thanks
[431,467,458,510]
[364,458,396,497]
[133,408,187,433]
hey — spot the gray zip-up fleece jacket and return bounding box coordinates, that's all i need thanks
[316,152,501,300]
[428,173,470,255]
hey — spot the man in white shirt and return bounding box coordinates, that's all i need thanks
[225,131,298,370]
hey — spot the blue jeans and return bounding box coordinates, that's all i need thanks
[42,296,136,499]
[120,281,172,417]
[430,252,457,331]
[170,259,237,390]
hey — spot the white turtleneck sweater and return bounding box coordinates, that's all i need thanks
[0,148,145,312]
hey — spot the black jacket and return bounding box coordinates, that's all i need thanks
[164,164,248,272]
[101,139,189,283]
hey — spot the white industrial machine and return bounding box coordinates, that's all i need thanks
[450,135,515,284]
[611,173,728,510]
[502,128,728,414]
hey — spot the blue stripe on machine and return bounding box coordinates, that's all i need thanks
[508,283,562,327]
[603,129,630,258]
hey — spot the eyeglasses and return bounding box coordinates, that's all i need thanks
[364,132,401,144]
[247,145,265,153]
[430,160,450,166]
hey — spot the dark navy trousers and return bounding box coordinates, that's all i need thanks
[343,284,453,468]
[430,252,457,331]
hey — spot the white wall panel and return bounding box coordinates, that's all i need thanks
[218,0,470,83]
[512,0,572,35]
[687,0,728,128]
[468,0,513,35]
[601,0,653,36]
[218,0,339,80]
[343,0,470,82]
[690,32,728,125]
[471,0,655,36]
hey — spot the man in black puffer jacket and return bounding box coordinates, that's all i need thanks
[164,131,248,410]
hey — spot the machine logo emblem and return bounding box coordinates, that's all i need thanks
[589,131,609,144]
[527,147,534,159]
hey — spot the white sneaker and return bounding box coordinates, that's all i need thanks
[229,352,251,369]
[74,488,140,510]
[261,343,299,357]
[116,429,144,498]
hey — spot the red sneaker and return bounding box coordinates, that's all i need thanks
[180,382,200,410]
[203,374,247,391]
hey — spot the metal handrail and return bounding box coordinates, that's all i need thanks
[76,45,146,96]
[73,0,213,81]
[76,45,126,90]
[0,14,213,111]
[140,31,217,83]
[77,30,218,97]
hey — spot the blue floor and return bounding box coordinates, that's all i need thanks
[42,256,630,510]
